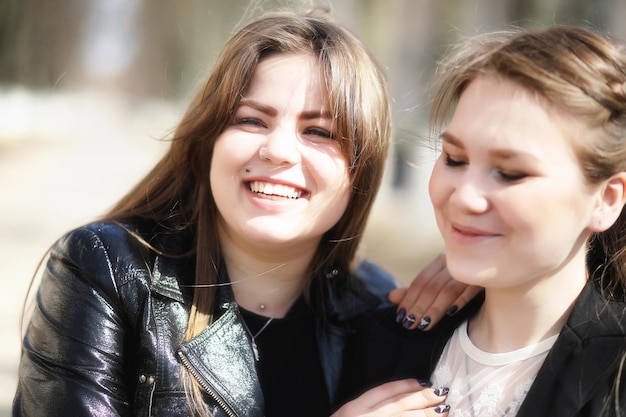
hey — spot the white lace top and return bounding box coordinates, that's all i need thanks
[431,320,558,417]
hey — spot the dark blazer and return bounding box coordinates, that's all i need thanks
[344,282,626,417]
[13,221,398,417]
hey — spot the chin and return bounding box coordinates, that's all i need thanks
[447,259,498,286]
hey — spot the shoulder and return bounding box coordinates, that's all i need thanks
[46,219,196,313]
[54,219,193,268]
[50,219,195,291]
[53,221,150,269]
[353,258,400,298]
[566,280,626,338]
[45,222,154,303]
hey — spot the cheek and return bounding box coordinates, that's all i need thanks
[307,146,350,190]
[428,162,448,210]
[496,184,593,244]
[209,142,224,190]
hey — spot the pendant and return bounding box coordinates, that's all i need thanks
[251,340,260,361]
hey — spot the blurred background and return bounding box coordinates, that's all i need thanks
[1,0,625,414]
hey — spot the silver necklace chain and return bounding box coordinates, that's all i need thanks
[242,317,274,361]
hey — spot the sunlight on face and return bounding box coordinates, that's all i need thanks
[210,53,351,255]
[429,75,598,292]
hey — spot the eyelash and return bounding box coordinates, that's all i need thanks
[444,153,528,182]
[444,153,466,167]
[497,171,527,182]
[304,127,334,139]
[235,117,265,127]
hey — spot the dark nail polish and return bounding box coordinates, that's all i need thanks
[417,316,431,330]
[434,387,449,396]
[402,314,416,329]
[418,379,433,387]
[395,308,406,323]
[446,305,459,316]
[434,404,450,413]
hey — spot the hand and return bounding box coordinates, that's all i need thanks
[389,252,481,330]
[332,379,450,417]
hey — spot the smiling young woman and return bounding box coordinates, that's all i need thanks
[12,7,471,417]
[342,26,626,417]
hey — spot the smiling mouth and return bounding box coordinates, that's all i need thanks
[248,181,304,199]
[451,223,498,240]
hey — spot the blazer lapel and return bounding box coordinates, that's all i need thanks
[517,283,626,416]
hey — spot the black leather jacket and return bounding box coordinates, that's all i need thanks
[13,221,397,417]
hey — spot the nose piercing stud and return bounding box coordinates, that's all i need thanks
[259,146,269,160]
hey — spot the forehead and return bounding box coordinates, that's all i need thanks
[447,76,584,155]
[244,53,328,109]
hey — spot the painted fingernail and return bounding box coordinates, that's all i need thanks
[434,404,450,413]
[417,316,431,330]
[402,314,416,329]
[418,379,433,387]
[446,305,458,316]
[395,308,406,323]
[434,387,449,396]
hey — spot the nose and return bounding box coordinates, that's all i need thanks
[449,172,490,213]
[260,125,301,165]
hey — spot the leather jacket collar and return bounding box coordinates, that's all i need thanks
[149,239,390,416]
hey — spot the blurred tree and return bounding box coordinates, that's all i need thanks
[0,0,87,88]
[0,0,624,99]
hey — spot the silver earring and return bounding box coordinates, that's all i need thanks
[259,147,269,160]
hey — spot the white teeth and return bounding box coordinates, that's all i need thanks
[249,181,302,199]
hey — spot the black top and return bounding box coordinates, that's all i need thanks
[241,297,330,417]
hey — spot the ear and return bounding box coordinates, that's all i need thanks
[589,171,626,232]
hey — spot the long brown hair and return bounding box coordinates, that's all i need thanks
[429,26,626,297]
[102,8,390,413]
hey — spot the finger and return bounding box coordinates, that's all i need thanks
[372,387,450,416]
[445,285,483,315]
[332,379,426,416]
[399,265,457,330]
[356,379,426,405]
[388,287,407,306]
[393,254,447,328]
[412,283,482,331]
[411,276,479,330]
[402,267,455,330]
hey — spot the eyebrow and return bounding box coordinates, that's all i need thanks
[238,98,332,120]
[239,99,277,117]
[440,131,463,148]
[441,131,540,161]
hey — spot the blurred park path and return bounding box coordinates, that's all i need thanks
[0,88,442,415]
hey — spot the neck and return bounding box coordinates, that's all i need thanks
[218,227,318,319]
[468,249,587,353]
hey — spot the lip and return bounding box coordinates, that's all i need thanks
[449,222,499,243]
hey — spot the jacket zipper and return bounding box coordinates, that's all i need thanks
[177,350,238,417]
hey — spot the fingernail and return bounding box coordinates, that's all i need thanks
[434,404,450,413]
[446,305,458,316]
[418,379,433,387]
[402,314,416,329]
[395,308,406,323]
[434,386,449,396]
[417,316,431,330]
